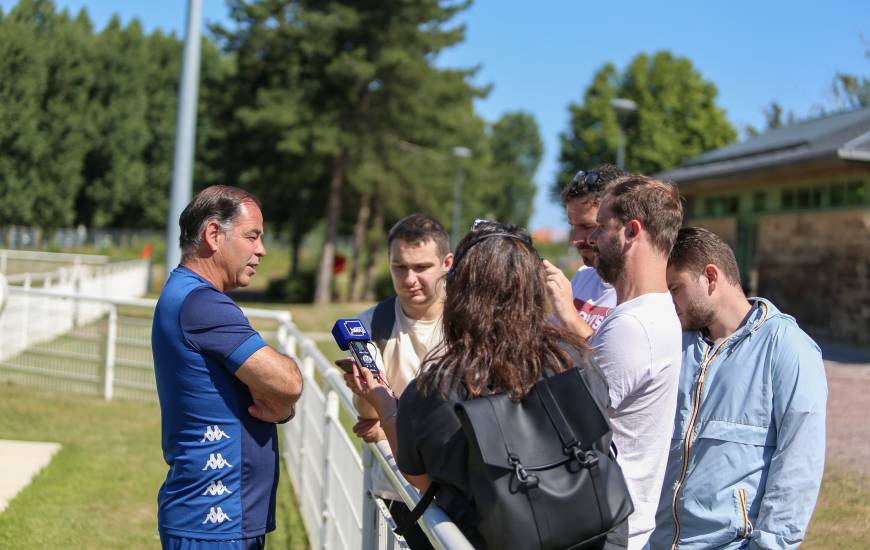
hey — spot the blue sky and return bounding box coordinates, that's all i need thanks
[4,0,869,230]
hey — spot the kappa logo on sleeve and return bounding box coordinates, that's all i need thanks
[201,425,231,442]
[202,506,232,524]
[202,453,233,470]
[202,480,233,496]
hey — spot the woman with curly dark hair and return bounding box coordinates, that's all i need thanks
[345,221,629,549]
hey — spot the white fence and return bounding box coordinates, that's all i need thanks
[0,257,150,367]
[0,282,472,549]
[0,248,110,277]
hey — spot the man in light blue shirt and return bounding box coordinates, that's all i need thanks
[651,227,827,550]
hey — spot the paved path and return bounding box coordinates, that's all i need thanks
[0,439,61,513]
[824,362,870,475]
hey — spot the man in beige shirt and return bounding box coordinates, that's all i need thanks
[351,213,453,549]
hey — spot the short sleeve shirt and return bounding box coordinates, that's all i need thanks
[152,266,276,540]
[571,266,617,332]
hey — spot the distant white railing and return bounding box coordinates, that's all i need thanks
[0,259,150,365]
[0,283,472,550]
[0,248,110,276]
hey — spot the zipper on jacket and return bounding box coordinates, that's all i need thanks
[669,301,767,549]
[669,341,727,550]
[737,488,753,538]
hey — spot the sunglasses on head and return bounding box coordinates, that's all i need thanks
[570,170,604,193]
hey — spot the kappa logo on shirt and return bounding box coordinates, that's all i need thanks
[202,480,233,496]
[201,425,231,442]
[202,506,232,524]
[202,453,233,470]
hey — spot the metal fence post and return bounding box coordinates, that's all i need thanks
[361,446,378,550]
[72,259,82,327]
[320,390,339,550]
[277,312,296,357]
[103,304,117,400]
[22,274,31,349]
[0,250,7,273]
[296,356,314,517]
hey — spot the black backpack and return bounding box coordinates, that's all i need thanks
[398,355,633,549]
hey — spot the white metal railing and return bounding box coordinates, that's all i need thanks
[0,285,472,549]
[0,260,150,365]
[282,330,473,550]
[0,248,109,275]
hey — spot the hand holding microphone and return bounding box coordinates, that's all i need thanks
[332,319,398,422]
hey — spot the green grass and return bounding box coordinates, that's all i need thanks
[0,383,307,550]
[803,467,870,549]
[2,295,869,548]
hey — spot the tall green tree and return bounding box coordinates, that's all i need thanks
[485,111,543,227]
[214,0,485,304]
[76,16,150,228]
[831,46,870,109]
[745,101,797,137]
[0,0,51,227]
[554,51,736,200]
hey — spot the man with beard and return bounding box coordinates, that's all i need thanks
[650,227,826,550]
[545,165,627,338]
[585,175,684,550]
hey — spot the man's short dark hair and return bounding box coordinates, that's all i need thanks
[668,227,742,286]
[605,175,683,257]
[387,214,450,258]
[560,164,628,205]
[179,185,261,261]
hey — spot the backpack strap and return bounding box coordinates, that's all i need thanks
[370,295,397,354]
[393,483,439,537]
[536,378,581,450]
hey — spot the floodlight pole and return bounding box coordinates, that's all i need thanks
[450,146,472,247]
[165,0,203,274]
[611,98,637,170]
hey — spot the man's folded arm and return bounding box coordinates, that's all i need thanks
[235,346,303,422]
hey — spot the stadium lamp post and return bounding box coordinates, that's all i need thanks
[610,98,636,170]
[451,146,472,247]
[165,0,203,274]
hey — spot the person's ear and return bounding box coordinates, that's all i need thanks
[442,252,454,271]
[625,220,641,240]
[704,264,719,294]
[203,220,223,253]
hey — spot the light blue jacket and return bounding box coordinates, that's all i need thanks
[649,298,827,549]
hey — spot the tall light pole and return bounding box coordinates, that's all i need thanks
[165,0,203,273]
[610,98,636,170]
[450,146,472,246]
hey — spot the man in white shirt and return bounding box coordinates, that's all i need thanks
[587,175,684,550]
[545,165,626,337]
[347,213,452,550]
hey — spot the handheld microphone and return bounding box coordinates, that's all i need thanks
[331,319,381,375]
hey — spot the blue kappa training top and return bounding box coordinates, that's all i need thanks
[152,266,277,540]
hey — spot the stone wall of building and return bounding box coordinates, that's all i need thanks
[689,217,738,248]
[755,208,870,347]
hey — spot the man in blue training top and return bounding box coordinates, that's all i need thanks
[152,185,303,549]
[650,227,826,549]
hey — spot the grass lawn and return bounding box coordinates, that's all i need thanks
[803,467,870,549]
[0,383,307,549]
[4,293,864,548]
[2,378,869,549]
